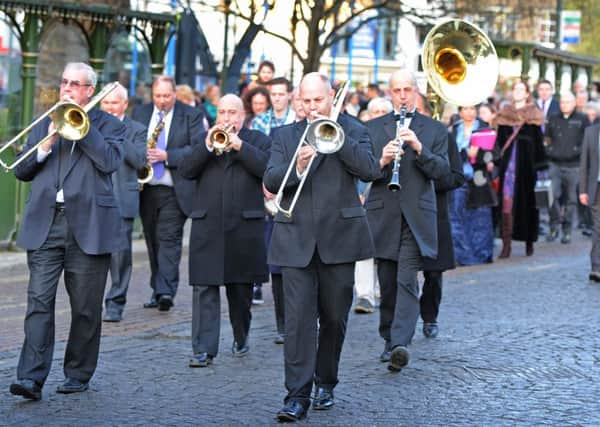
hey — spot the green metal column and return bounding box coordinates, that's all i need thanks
[520,46,532,83]
[570,64,578,87]
[12,13,40,245]
[539,57,547,81]
[586,66,593,92]
[554,60,563,94]
[89,23,109,86]
[150,24,167,77]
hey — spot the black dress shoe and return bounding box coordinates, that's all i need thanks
[56,378,89,394]
[143,298,158,308]
[312,387,334,410]
[189,352,213,368]
[589,271,600,282]
[277,400,307,422]
[232,339,250,357]
[158,295,173,312]
[380,340,391,363]
[423,322,439,338]
[9,379,41,400]
[388,346,410,372]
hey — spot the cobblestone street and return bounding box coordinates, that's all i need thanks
[1,235,599,426]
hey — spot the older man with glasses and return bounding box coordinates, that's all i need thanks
[9,62,126,400]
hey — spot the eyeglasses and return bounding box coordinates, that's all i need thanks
[60,79,92,89]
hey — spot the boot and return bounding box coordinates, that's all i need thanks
[526,241,534,256]
[499,213,513,259]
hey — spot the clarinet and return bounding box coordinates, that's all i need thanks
[387,105,407,192]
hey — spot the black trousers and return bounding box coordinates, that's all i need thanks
[377,220,423,347]
[281,252,354,406]
[140,185,186,299]
[17,209,110,386]
[105,218,134,314]
[271,273,284,336]
[191,284,253,357]
[420,271,443,324]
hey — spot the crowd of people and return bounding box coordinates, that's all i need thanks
[7,59,600,423]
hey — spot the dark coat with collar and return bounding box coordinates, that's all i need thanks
[131,100,204,216]
[263,114,380,268]
[365,111,450,260]
[579,123,600,204]
[179,127,271,285]
[14,108,126,255]
[112,116,147,219]
[422,132,465,271]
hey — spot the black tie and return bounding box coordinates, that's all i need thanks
[59,139,72,188]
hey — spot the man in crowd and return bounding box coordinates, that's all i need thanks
[179,94,271,367]
[264,72,379,421]
[132,76,205,312]
[9,62,125,400]
[100,83,147,322]
[364,69,449,371]
[545,91,590,244]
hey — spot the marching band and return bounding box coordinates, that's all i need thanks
[7,19,506,424]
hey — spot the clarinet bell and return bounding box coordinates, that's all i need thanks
[388,171,401,192]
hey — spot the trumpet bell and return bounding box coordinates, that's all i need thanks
[422,19,498,106]
[51,102,90,141]
[305,119,345,154]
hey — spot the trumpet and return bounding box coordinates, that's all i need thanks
[137,112,166,188]
[210,124,236,156]
[0,82,120,171]
[274,81,350,218]
[388,105,407,192]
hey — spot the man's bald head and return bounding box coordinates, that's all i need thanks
[299,72,334,120]
[216,93,245,131]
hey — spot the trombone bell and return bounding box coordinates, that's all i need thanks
[51,103,90,141]
[305,119,345,154]
[422,19,498,106]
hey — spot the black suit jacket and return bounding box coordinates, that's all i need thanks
[264,115,380,268]
[365,111,449,260]
[179,127,271,285]
[112,116,147,219]
[579,123,600,203]
[131,100,204,216]
[15,108,126,255]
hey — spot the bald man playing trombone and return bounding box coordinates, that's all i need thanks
[264,73,379,422]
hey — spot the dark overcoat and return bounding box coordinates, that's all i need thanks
[365,111,450,261]
[179,127,271,285]
[496,118,546,242]
[423,132,465,272]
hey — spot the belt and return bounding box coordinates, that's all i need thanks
[55,203,65,212]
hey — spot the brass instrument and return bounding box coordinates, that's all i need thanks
[388,105,407,192]
[210,124,235,156]
[0,82,120,171]
[274,81,349,218]
[137,112,166,186]
[422,19,498,111]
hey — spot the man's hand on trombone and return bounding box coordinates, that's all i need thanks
[296,145,316,175]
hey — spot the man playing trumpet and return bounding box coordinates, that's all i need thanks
[179,94,271,368]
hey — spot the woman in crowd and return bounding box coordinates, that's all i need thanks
[243,86,271,128]
[494,81,546,257]
[203,84,221,127]
[478,103,497,126]
[449,106,496,265]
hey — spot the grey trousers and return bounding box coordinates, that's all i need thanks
[191,284,253,358]
[378,219,423,348]
[17,209,110,386]
[548,163,579,233]
[105,218,134,314]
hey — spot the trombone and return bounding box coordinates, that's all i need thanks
[0,81,120,171]
[274,81,349,218]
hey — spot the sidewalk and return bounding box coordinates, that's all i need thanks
[2,232,599,425]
